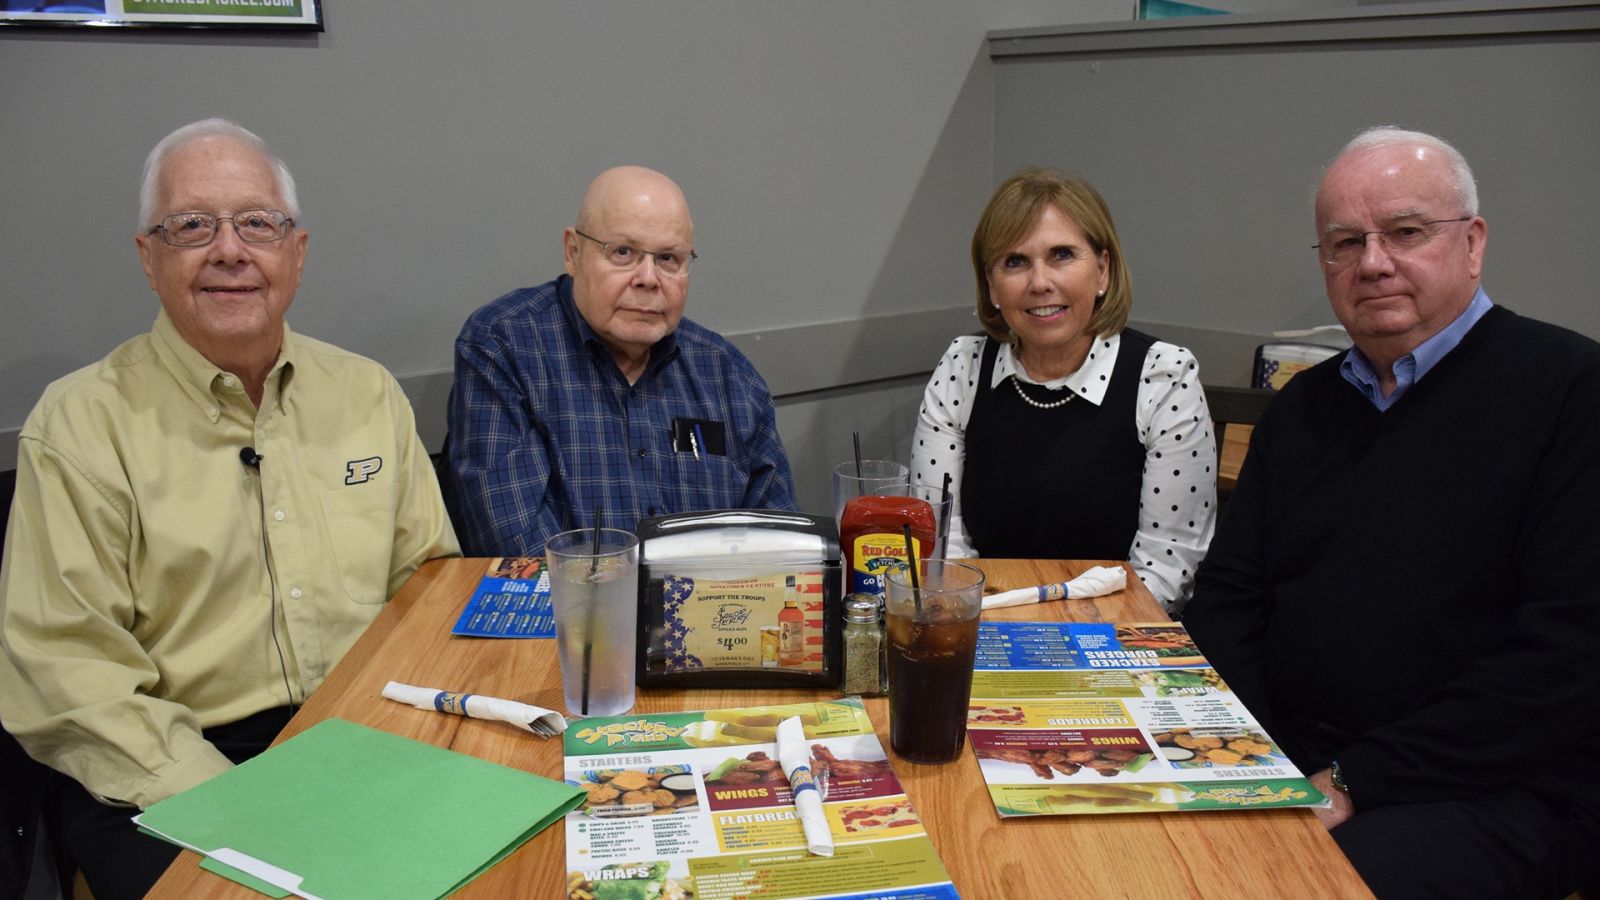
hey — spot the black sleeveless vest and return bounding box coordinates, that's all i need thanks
[960,330,1153,559]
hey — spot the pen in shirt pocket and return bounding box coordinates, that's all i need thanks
[672,417,724,457]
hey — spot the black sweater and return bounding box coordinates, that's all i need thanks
[1186,306,1600,814]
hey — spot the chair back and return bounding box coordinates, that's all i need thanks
[1204,385,1273,502]
[0,468,13,568]
[430,435,471,551]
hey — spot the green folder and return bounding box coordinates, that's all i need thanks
[134,717,585,899]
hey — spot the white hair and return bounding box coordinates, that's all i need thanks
[1327,125,1479,216]
[138,118,300,230]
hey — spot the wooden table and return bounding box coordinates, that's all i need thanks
[150,558,1369,899]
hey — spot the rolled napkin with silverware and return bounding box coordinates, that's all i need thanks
[381,681,568,737]
[777,715,835,857]
[980,565,1127,610]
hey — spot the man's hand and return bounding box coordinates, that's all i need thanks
[1308,767,1355,830]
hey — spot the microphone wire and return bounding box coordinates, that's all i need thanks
[244,450,299,713]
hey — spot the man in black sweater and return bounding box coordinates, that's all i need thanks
[1185,127,1600,899]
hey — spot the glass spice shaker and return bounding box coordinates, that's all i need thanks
[841,592,886,696]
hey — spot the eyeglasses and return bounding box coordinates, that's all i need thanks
[146,209,295,247]
[574,229,696,276]
[1313,216,1472,266]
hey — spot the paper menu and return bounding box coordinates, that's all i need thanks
[134,718,584,899]
[451,556,554,638]
[968,622,1325,817]
[561,699,958,900]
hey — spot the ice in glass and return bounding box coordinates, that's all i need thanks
[547,528,640,717]
[884,561,984,763]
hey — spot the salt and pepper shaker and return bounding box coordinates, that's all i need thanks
[841,593,887,696]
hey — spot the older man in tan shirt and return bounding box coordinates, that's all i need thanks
[0,118,458,899]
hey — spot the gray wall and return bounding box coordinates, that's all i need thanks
[0,0,1130,496]
[990,3,1600,344]
[3,2,1592,511]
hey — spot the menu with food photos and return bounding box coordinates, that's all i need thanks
[451,557,555,638]
[968,621,1325,817]
[560,698,956,900]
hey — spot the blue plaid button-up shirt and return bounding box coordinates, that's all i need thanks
[447,275,798,555]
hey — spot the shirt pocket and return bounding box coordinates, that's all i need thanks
[664,445,747,508]
[319,485,398,605]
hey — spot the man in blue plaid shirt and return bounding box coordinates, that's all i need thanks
[447,166,798,555]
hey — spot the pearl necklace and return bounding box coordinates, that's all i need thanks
[1011,376,1074,409]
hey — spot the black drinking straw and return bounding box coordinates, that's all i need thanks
[580,507,602,715]
[938,471,953,553]
[852,432,864,480]
[901,524,922,613]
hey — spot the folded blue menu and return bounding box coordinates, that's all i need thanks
[451,556,555,638]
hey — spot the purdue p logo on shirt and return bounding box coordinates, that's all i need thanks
[345,456,383,485]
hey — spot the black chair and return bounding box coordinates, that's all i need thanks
[0,468,12,564]
[1205,386,1272,465]
[430,435,470,552]
[1203,385,1272,512]
[1,734,47,900]
[2,466,78,900]
[2,466,67,900]
[1,468,31,900]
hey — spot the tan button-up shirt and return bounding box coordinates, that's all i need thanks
[0,311,459,808]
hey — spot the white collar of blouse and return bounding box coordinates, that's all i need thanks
[992,332,1122,407]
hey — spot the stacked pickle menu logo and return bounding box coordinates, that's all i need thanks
[123,0,304,16]
[571,719,687,749]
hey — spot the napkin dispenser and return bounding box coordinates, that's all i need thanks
[635,509,842,689]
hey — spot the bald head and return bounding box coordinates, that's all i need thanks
[563,166,696,382]
[576,166,694,240]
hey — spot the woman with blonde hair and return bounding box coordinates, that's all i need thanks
[910,167,1216,611]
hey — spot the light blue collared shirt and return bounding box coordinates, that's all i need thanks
[1340,287,1494,411]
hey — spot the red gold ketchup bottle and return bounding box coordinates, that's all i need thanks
[838,496,936,602]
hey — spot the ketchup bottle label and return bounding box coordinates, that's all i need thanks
[849,532,921,596]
